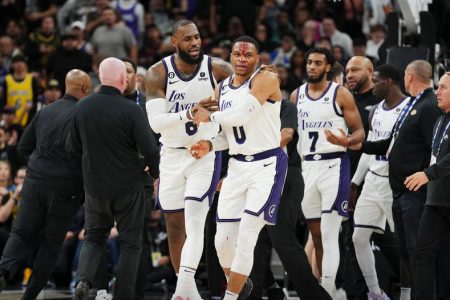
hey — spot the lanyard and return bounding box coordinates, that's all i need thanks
[135,90,140,106]
[392,91,424,137]
[432,117,450,156]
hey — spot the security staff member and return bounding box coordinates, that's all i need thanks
[345,60,442,298]
[120,56,155,299]
[68,57,159,300]
[406,72,450,300]
[0,69,91,299]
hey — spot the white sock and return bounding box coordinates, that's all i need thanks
[174,267,196,292]
[223,290,239,300]
[400,287,411,300]
[321,276,336,298]
[353,228,381,295]
[320,212,342,298]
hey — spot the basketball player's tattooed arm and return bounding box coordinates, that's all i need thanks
[144,62,193,133]
[324,86,365,147]
[211,57,233,82]
[145,61,166,99]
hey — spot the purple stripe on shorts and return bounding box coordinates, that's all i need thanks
[159,207,185,214]
[322,154,350,218]
[243,149,288,224]
[216,216,241,223]
[185,151,222,207]
[354,224,385,232]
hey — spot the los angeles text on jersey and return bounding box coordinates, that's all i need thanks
[299,109,334,129]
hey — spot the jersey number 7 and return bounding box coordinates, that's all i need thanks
[309,131,318,152]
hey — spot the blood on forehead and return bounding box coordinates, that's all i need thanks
[239,42,249,55]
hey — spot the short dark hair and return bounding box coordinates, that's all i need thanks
[11,55,27,64]
[375,64,402,85]
[120,57,137,73]
[172,19,195,36]
[327,62,343,81]
[306,47,335,66]
[231,35,260,53]
[353,37,366,47]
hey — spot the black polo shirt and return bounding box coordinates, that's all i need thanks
[19,94,82,192]
[66,86,159,198]
[281,99,301,168]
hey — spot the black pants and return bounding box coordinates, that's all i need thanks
[205,193,226,298]
[135,186,154,300]
[392,191,425,273]
[414,206,450,300]
[0,181,81,299]
[76,189,144,300]
[249,167,331,300]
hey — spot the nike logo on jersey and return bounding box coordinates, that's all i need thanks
[169,80,180,84]
[328,163,338,169]
[263,162,274,167]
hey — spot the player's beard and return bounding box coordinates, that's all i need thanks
[178,47,204,65]
[307,70,327,83]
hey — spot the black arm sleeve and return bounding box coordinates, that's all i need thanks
[17,111,38,157]
[361,134,392,155]
[132,107,160,179]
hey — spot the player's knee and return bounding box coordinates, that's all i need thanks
[165,214,185,235]
[231,230,259,275]
[320,222,338,242]
[321,232,338,249]
[352,229,369,248]
[185,217,205,239]
[215,227,235,268]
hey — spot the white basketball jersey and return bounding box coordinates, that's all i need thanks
[218,71,281,155]
[368,97,409,176]
[161,54,218,147]
[296,81,347,157]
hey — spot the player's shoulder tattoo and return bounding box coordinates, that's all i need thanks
[145,61,166,99]
[211,57,233,81]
